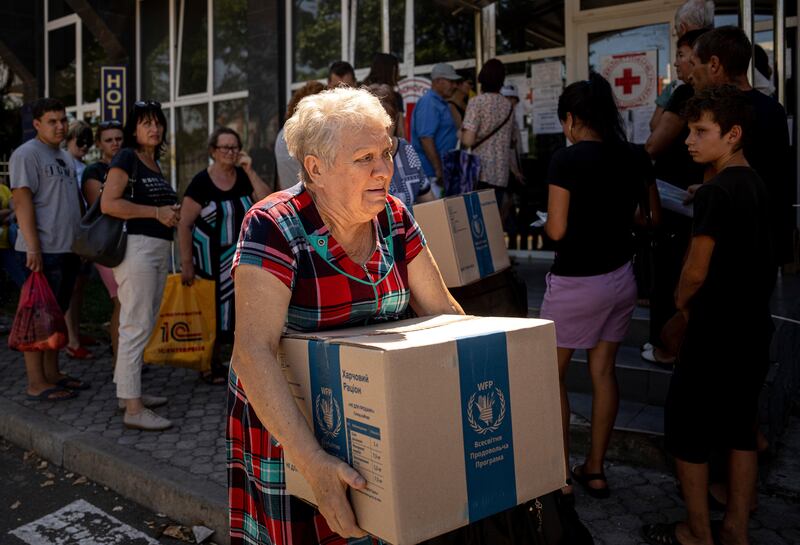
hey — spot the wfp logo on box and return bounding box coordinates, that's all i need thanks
[158,321,203,343]
[315,388,342,439]
[467,381,506,435]
[470,211,486,240]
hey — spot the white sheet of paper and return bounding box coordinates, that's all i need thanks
[656,179,694,217]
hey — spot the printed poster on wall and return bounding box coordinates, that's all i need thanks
[600,51,658,111]
[530,61,564,135]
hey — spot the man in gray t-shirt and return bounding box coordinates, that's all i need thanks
[11,137,82,254]
[10,97,87,402]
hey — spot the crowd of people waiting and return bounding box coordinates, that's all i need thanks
[0,0,795,542]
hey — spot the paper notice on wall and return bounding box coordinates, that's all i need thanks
[629,106,655,144]
[533,110,562,135]
[531,62,563,88]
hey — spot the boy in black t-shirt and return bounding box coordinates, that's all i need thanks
[642,86,772,545]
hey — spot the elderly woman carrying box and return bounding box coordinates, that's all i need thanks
[228,87,463,545]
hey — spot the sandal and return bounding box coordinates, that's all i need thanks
[66,345,95,360]
[56,376,91,391]
[571,463,610,499]
[26,387,78,402]
[641,522,682,545]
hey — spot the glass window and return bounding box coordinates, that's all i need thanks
[497,0,564,54]
[414,0,474,66]
[588,24,671,83]
[293,0,342,81]
[214,99,249,151]
[389,0,406,63]
[140,0,170,102]
[176,104,209,195]
[213,0,248,93]
[354,0,382,69]
[82,27,112,105]
[49,25,76,106]
[48,0,73,20]
[178,0,209,96]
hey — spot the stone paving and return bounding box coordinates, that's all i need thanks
[571,455,800,544]
[0,340,228,489]
[1,314,799,544]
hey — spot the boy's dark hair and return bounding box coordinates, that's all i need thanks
[328,60,355,80]
[122,101,168,161]
[558,72,627,145]
[677,27,710,49]
[694,26,751,78]
[684,84,753,151]
[31,97,65,120]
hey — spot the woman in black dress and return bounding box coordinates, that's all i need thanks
[177,127,270,384]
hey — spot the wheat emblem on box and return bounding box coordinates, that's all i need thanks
[467,383,506,435]
[315,391,342,439]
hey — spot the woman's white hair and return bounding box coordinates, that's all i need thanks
[284,87,392,182]
[675,0,715,31]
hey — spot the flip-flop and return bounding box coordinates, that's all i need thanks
[571,463,611,499]
[56,376,91,391]
[26,387,78,402]
[641,522,682,545]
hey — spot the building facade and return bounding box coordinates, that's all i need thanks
[1,0,798,224]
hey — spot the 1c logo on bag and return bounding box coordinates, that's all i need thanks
[159,320,204,343]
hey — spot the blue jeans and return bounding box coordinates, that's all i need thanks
[15,251,81,313]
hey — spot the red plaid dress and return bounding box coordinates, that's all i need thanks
[228,184,426,545]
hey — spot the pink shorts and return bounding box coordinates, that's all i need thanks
[540,261,637,349]
[95,263,119,299]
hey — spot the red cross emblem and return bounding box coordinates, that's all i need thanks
[614,68,641,95]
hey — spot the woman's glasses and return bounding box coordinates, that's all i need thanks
[214,145,240,154]
[99,120,123,129]
[134,100,162,109]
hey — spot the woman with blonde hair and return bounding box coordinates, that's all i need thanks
[228,86,463,545]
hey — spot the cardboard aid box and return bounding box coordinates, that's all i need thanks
[280,315,566,545]
[413,190,511,288]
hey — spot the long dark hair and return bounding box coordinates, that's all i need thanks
[122,101,168,161]
[363,53,399,87]
[557,72,626,144]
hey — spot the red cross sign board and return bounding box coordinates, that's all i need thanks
[600,51,658,111]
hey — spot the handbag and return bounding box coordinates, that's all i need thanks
[441,102,515,197]
[441,144,481,197]
[71,161,135,268]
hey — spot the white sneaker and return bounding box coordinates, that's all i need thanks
[118,395,168,410]
[123,408,172,431]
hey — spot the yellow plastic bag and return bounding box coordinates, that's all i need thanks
[144,274,215,372]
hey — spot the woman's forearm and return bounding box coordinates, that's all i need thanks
[232,345,322,472]
[102,196,159,221]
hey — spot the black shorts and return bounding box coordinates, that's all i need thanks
[16,251,81,313]
[664,329,770,464]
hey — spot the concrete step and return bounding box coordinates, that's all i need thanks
[566,345,673,406]
[568,392,669,471]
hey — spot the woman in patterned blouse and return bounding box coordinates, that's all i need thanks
[228,87,463,545]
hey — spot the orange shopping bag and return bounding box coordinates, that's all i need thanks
[143,274,216,372]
